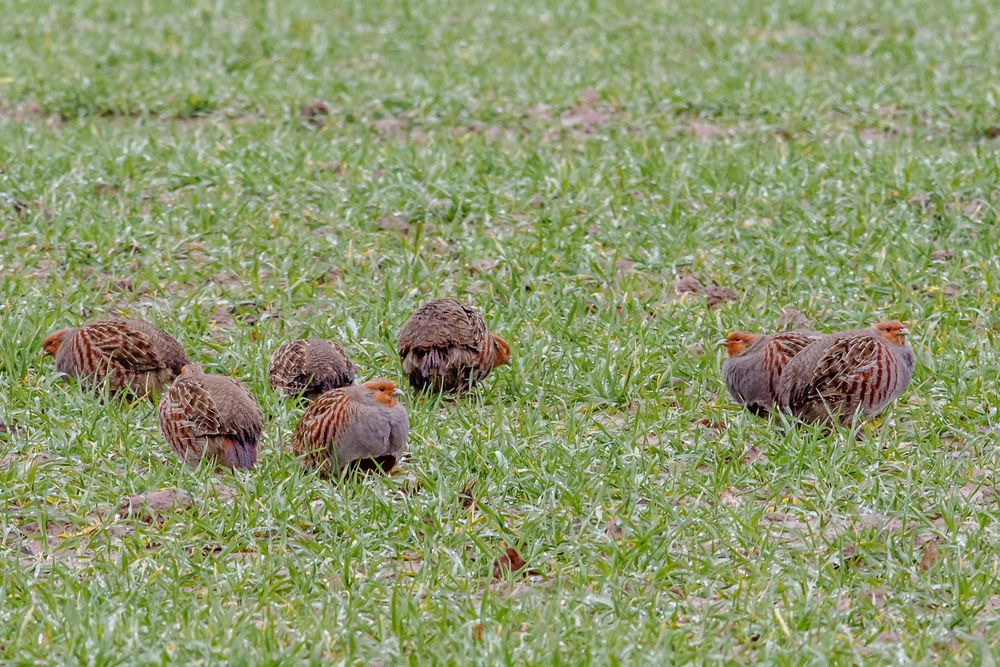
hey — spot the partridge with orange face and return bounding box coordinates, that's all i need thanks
[721,330,820,416]
[397,299,510,393]
[158,365,264,469]
[289,378,409,478]
[268,339,356,399]
[42,318,189,398]
[778,321,914,426]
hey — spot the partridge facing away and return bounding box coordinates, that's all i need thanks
[158,365,264,469]
[289,378,409,478]
[777,321,914,426]
[397,299,510,393]
[268,339,356,399]
[721,330,821,416]
[42,318,189,398]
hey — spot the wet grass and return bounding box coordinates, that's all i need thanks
[1,0,999,663]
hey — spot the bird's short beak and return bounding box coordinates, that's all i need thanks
[393,387,404,397]
[715,339,728,347]
[898,326,909,336]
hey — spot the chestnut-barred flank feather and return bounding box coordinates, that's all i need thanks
[268,339,356,399]
[289,378,409,478]
[158,365,264,469]
[778,321,914,426]
[43,318,189,398]
[722,329,820,416]
[397,299,510,393]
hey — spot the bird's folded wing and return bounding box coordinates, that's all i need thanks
[293,391,347,450]
[770,331,821,361]
[270,340,308,388]
[83,320,162,371]
[808,336,880,402]
[173,380,226,436]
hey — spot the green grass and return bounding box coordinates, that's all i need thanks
[1,0,999,663]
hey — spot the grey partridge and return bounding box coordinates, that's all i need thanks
[778,321,915,426]
[721,329,820,416]
[268,339,356,399]
[289,378,409,478]
[397,299,510,393]
[158,365,264,469]
[42,318,189,398]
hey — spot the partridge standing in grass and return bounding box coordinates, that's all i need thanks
[778,321,914,426]
[397,299,510,393]
[721,330,821,416]
[158,365,264,469]
[268,339,356,399]
[289,379,408,478]
[42,318,189,398]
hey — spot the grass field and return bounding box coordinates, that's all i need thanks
[1,0,999,663]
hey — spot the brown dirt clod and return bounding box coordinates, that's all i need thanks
[492,546,529,580]
[373,117,407,138]
[918,539,939,571]
[375,215,411,234]
[674,274,704,297]
[118,489,193,523]
[777,307,812,329]
[467,258,500,274]
[459,483,475,510]
[210,307,236,329]
[300,100,331,127]
[704,285,738,307]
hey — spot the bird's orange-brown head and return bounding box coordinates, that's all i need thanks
[364,378,402,407]
[873,321,909,346]
[492,335,511,368]
[42,329,72,356]
[719,332,759,357]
